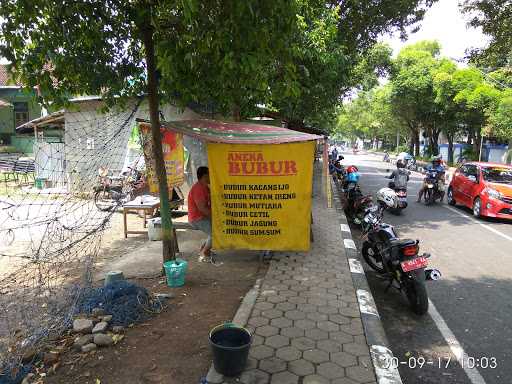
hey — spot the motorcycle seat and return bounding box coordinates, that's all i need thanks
[389,239,416,248]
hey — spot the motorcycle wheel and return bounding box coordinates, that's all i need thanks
[361,241,385,274]
[389,207,401,216]
[403,274,429,315]
[94,190,116,212]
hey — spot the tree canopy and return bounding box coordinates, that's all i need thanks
[462,0,512,67]
[0,0,439,130]
[335,40,512,163]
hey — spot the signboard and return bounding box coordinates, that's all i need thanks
[208,142,315,251]
[140,125,185,193]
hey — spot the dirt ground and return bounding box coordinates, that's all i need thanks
[43,247,267,384]
[1,199,266,384]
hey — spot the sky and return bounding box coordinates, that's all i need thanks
[381,0,489,63]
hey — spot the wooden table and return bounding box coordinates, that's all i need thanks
[122,198,160,238]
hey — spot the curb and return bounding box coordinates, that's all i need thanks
[205,278,262,384]
[330,178,403,384]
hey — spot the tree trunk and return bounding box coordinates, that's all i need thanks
[141,25,176,264]
[232,105,241,122]
[408,134,414,155]
[467,128,474,145]
[429,131,440,156]
[414,132,420,157]
[473,128,482,160]
[507,138,512,164]
[447,134,454,164]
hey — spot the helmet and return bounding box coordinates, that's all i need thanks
[376,187,398,208]
[346,165,358,173]
[346,172,359,183]
[396,160,405,168]
[431,155,442,164]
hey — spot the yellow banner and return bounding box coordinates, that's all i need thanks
[208,142,314,251]
[140,124,185,193]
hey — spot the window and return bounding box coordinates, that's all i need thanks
[463,165,478,178]
[86,138,95,150]
[13,102,29,128]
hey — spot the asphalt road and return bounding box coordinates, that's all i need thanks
[341,151,512,384]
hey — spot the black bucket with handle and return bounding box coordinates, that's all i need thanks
[209,322,252,377]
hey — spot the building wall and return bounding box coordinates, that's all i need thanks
[64,98,202,191]
[0,88,42,149]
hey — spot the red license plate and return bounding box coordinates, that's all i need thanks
[401,257,428,272]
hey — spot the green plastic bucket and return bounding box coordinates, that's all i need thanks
[163,258,188,287]
[34,178,46,189]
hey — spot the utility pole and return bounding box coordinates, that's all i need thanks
[141,13,176,264]
[396,128,400,152]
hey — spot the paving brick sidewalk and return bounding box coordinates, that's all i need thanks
[219,165,377,384]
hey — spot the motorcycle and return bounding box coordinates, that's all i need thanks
[360,202,441,315]
[388,183,408,215]
[405,157,417,171]
[349,192,374,226]
[383,153,390,163]
[93,166,145,211]
[423,169,445,205]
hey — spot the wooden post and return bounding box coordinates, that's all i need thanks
[141,20,176,264]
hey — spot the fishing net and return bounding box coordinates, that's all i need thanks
[0,98,147,378]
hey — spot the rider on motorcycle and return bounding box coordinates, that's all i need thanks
[329,159,344,181]
[386,160,409,189]
[417,156,445,202]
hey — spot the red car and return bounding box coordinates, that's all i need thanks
[447,162,512,219]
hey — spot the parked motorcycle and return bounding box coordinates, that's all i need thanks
[361,188,441,315]
[423,169,445,205]
[342,166,366,223]
[93,166,145,211]
[349,192,374,226]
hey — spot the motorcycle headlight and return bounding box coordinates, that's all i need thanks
[485,188,502,200]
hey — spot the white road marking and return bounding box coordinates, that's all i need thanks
[344,238,356,249]
[357,289,380,317]
[443,205,512,242]
[370,345,403,384]
[340,223,351,232]
[348,258,364,274]
[428,299,487,384]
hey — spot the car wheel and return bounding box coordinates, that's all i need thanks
[473,197,482,218]
[447,187,456,206]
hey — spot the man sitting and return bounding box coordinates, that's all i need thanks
[188,166,212,262]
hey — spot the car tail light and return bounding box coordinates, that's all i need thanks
[403,245,418,256]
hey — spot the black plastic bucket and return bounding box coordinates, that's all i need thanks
[209,323,252,377]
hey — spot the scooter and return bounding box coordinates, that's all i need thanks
[385,169,410,215]
[389,184,408,215]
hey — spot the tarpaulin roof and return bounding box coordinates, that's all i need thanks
[139,119,323,144]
